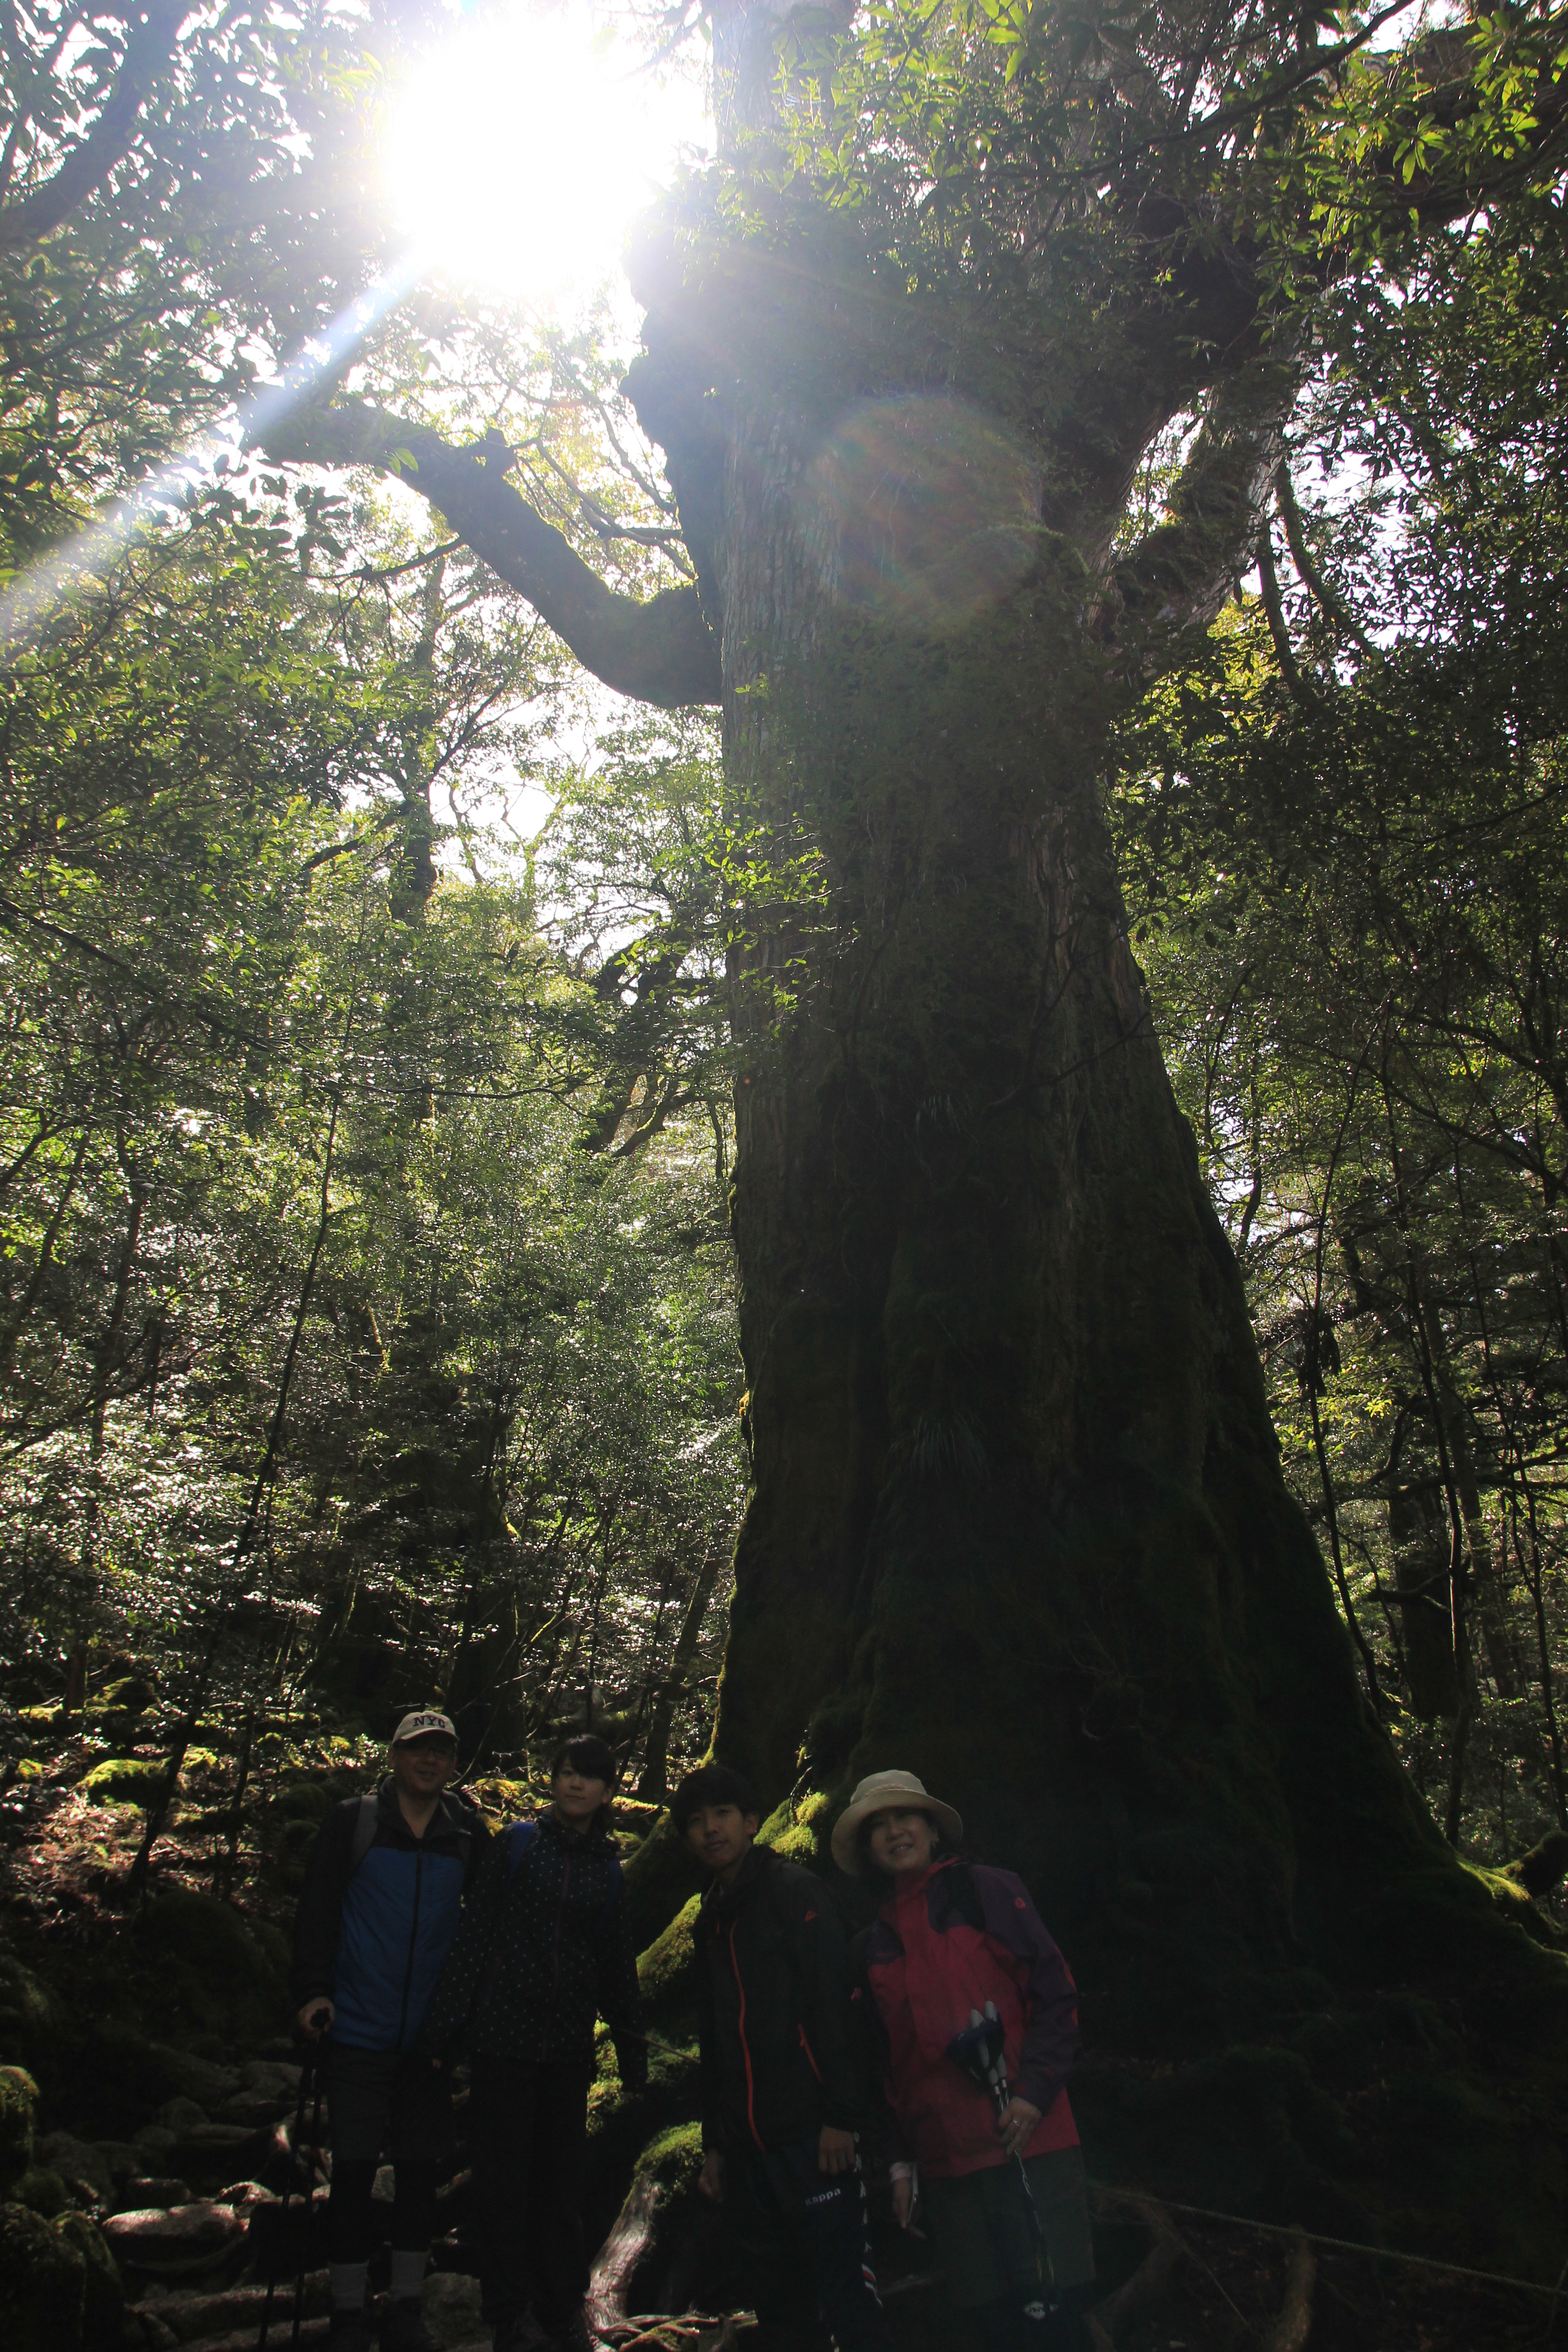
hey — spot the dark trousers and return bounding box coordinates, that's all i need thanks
[328,2159,437,2263]
[728,2141,890,2352]
[324,2045,450,2263]
[467,2056,593,2330]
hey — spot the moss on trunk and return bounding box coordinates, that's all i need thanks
[616,185,1568,2281]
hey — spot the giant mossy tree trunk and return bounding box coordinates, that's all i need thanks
[270,0,1568,2269]
[616,44,1568,2264]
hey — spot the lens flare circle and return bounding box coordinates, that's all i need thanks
[801,395,1041,632]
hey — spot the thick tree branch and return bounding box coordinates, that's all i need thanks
[260,401,721,708]
[1104,353,1298,657]
[0,0,189,252]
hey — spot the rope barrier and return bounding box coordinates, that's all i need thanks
[1092,2182,1567,2302]
[613,2053,1568,2309]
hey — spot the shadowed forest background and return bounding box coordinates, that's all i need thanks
[2,0,1568,2343]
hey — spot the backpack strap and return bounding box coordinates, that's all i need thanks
[347,1791,379,1880]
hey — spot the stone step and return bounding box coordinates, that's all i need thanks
[130,2266,330,2346]
[104,2199,247,2278]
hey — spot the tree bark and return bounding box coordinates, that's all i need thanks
[637,1551,723,1802]
[615,5,1478,2054]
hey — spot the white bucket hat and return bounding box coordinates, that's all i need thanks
[830,1769,963,1875]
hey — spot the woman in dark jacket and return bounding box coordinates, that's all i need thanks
[422,1735,647,2352]
[837,1769,1095,2352]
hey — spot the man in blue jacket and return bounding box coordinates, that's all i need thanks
[291,1710,488,2352]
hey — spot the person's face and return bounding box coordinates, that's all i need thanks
[552,1765,610,1824]
[391,1735,456,1799]
[685,1800,759,1876]
[865,1806,938,1877]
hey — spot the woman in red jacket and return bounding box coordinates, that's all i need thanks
[836,1770,1095,2352]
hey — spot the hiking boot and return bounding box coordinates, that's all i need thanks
[328,2312,375,2352]
[379,2298,439,2352]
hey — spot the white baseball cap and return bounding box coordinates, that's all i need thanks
[390,1710,457,1746]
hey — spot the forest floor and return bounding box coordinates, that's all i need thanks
[1,1725,1561,2350]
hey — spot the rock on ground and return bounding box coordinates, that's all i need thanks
[0,2197,124,2352]
[102,2199,245,2277]
[130,2266,331,2345]
[421,2268,488,2350]
[38,2131,115,2206]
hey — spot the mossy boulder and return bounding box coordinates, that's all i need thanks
[78,1756,171,1806]
[0,2199,84,2350]
[1466,1861,1568,1948]
[0,1953,66,2079]
[38,2135,114,2208]
[0,2200,119,2350]
[0,2065,39,2191]
[14,2163,70,2215]
[56,2208,124,2347]
[636,1893,701,2021]
[136,1890,287,2042]
[272,1778,336,1821]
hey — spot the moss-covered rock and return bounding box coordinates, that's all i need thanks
[1466,1860,1568,1948]
[272,1777,335,1821]
[636,1893,702,2020]
[1502,1828,1568,1900]
[14,2164,70,2216]
[56,2208,124,2349]
[0,1953,66,2078]
[0,2198,84,2350]
[136,1890,287,2042]
[0,2064,39,2192]
[77,1755,172,1805]
[15,1759,43,1783]
[37,2135,114,2209]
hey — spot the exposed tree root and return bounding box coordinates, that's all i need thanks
[1086,2190,1189,2347]
[588,2173,661,2332]
[1263,2226,1316,2352]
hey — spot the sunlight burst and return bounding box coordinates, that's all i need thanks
[386,5,705,308]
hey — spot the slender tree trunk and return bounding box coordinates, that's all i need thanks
[637,1551,722,1801]
[130,1092,342,1898]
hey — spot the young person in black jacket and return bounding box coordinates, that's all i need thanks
[290,1709,488,2352]
[421,1735,647,2352]
[673,1763,891,2352]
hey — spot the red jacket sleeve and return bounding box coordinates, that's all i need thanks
[974,1867,1078,2116]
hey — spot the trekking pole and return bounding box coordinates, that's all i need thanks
[291,2044,327,2352]
[257,2047,313,2352]
[947,2001,1055,2321]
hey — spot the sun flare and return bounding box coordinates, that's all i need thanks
[385,4,706,307]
